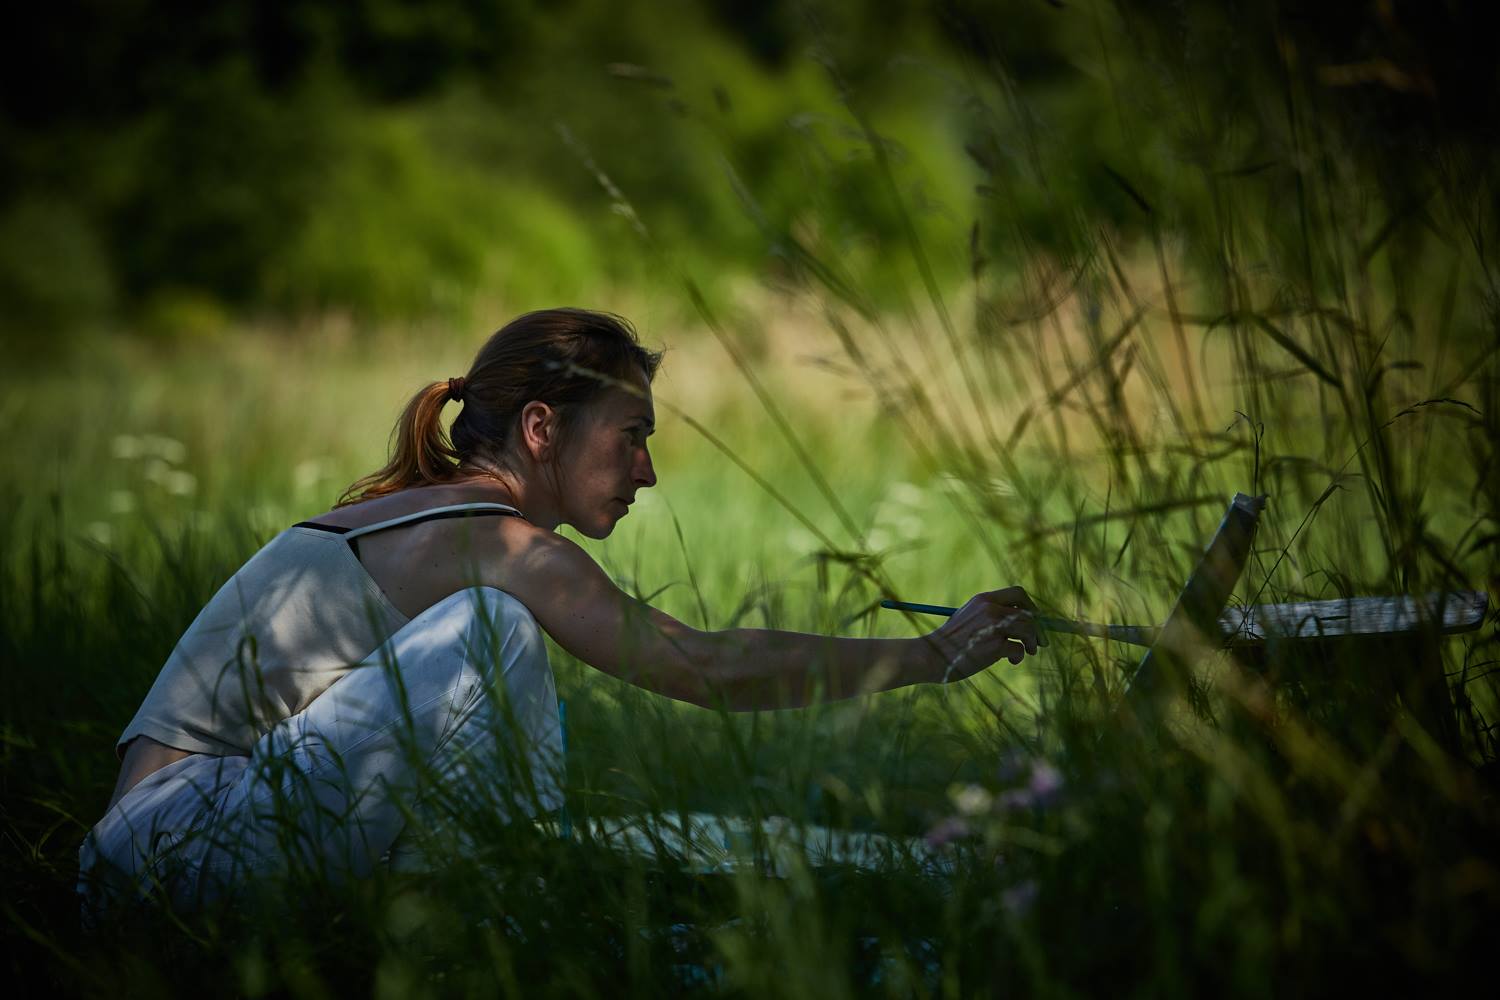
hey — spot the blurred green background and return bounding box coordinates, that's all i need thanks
[5,2,1500,995]
[4,0,1490,347]
[4,0,987,342]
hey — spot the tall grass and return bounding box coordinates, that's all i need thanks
[5,4,1499,996]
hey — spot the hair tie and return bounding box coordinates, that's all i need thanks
[446,376,466,403]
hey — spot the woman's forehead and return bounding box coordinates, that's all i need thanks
[596,382,655,420]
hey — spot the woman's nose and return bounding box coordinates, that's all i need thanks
[634,447,657,488]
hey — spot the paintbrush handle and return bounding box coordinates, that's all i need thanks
[879,599,959,617]
[1048,619,1158,646]
[878,600,1158,648]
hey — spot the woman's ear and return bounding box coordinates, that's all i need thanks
[518,400,558,462]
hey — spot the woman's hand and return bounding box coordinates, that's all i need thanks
[926,586,1041,683]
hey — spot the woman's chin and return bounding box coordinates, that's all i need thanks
[576,517,617,540]
[566,503,629,539]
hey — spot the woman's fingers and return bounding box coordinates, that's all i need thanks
[931,589,1043,679]
[985,585,1036,613]
[1003,608,1038,656]
[984,587,1043,652]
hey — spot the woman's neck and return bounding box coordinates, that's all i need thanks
[455,459,560,531]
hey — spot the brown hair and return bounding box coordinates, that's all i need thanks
[337,308,663,506]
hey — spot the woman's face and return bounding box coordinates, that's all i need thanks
[555,373,657,539]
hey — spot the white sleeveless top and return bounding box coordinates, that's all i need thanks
[117,503,526,757]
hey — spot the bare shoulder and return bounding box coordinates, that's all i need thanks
[478,521,688,678]
[473,518,633,623]
[483,519,601,586]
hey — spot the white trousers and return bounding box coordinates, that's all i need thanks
[78,587,564,915]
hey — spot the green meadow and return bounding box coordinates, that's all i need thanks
[4,1,1499,995]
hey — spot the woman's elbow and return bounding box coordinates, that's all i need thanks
[634,629,789,711]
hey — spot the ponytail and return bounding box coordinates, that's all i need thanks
[336,381,462,506]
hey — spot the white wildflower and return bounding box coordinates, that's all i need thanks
[111,435,142,460]
[143,459,172,486]
[144,435,188,465]
[164,470,197,496]
[949,783,994,817]
[293,459,327,493]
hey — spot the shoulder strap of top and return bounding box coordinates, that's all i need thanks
[294,502,523,542]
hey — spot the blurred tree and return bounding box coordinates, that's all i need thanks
[4,0,1493,345]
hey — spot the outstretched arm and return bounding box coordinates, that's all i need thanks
[502,531,1039,711]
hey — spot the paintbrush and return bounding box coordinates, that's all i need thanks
[879,600,1158,647]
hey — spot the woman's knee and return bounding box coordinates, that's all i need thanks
[406,587,528,648]
[455,586,546,660]
[378,587,549,708]
[428,585,525,628]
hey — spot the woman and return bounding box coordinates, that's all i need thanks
[80,308,1038,914]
